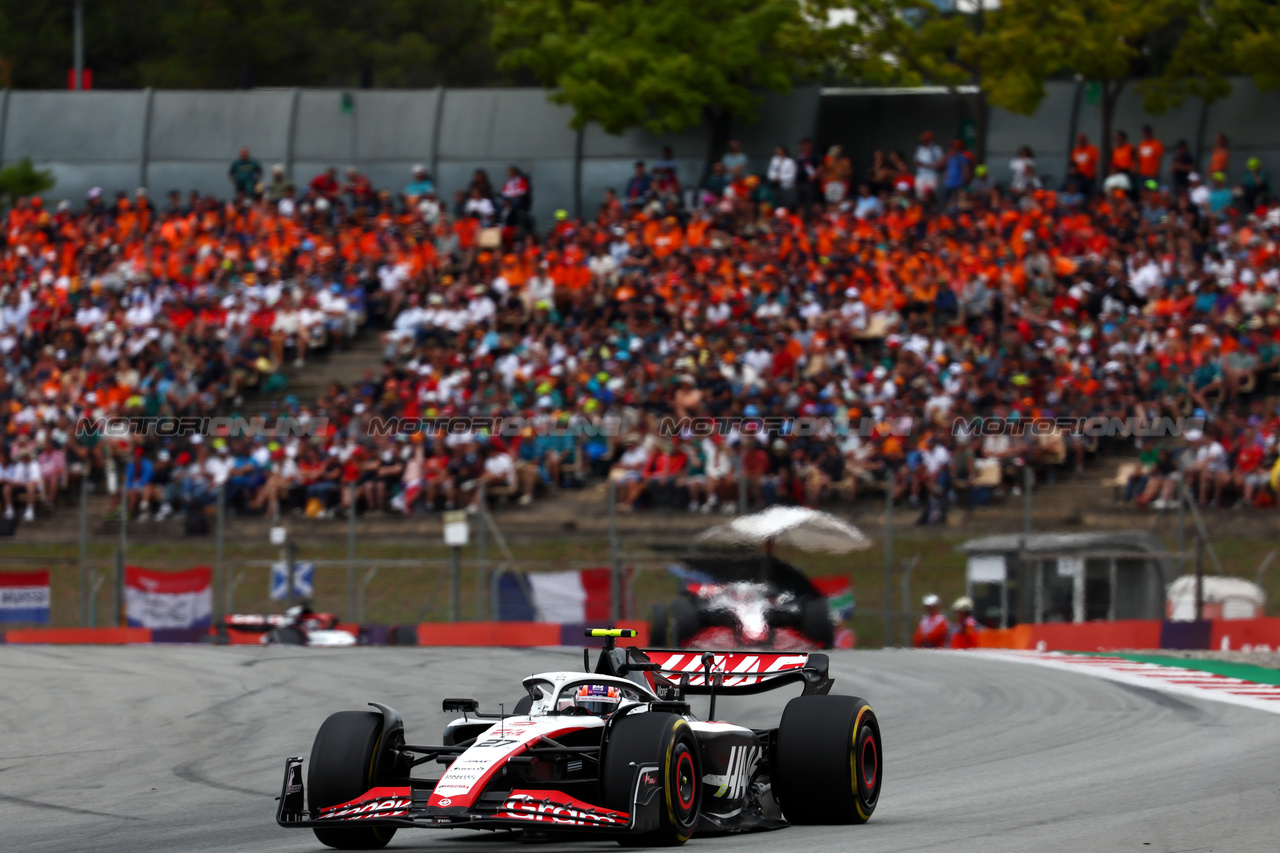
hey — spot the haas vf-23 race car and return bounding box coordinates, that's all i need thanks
[276,629,882,848]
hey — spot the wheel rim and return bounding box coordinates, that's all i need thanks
[668,741,698,827]
[860,728,878,790]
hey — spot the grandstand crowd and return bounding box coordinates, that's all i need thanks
[1,126,1278,527]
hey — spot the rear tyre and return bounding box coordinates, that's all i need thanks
[800,597,835,648]
[775,695,881,825]
[602,712,701,846]
[511,695,534,715]
[668,597,700,647]
[308,711,398,849]
[650,604,669,647]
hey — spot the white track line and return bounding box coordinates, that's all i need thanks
[964,650,1280,715]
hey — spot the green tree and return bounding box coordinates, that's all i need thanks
[810,0,1007,161]
[1146,0,1280,114]
[0,158,55,208]
[0,0,509,90]
[979,0,1197,172]
[487,0,814,160]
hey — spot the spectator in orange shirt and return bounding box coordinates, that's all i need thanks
[912,593,949,648]
[1137,125,1164,180]
[949,596,980,649]
[1208,132,1230,178]
[1110,130,1135,177]
[1071,133,1099,194]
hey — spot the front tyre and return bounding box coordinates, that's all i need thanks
[775,695,881,824]
[602,712,701,846]
[308,711,397,849]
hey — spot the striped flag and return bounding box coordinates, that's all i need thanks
[0,570,50,624]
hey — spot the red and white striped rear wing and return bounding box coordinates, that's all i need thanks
[631,650,833,696]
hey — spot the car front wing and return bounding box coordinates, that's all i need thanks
[276,757,664,834]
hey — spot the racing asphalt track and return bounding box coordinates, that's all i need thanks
[2,647,1278,853]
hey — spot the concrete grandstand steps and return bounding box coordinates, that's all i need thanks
[271,336,387,401]
[14,450,1225,546]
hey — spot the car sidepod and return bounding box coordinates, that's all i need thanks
[689,721,785,832]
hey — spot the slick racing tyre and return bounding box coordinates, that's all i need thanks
[775,695,881,824]
[602,712,701,846]
[667,597,700,647]
[308,711,397,849]
[650,604,670,647]
[800,597,835,648]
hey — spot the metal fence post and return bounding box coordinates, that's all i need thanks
[1023,464,1033,534]
[347,482,357,620]
[477,481,487,620]
[215,484,226,617]
[286,539,297,607]
[116,459,127,627]
[883,468,894,646]
[449,546,461,623]
[608,479,621,622]
[899,555,919,647]
[79,476,89,628]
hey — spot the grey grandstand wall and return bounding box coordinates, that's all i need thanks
[0,80,1276,221]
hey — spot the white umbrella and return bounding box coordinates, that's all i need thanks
[695,506,872,555]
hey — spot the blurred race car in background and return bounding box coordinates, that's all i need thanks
[650,554,855,650]
[218,604,359,646]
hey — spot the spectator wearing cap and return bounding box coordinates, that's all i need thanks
[1185,428,1230,508]
[146,449,177,521]
[949,597,980,648]
[1208,171,1233,214]
[265,164,294,202]
[405,165,434,198]
[912,594,948,648]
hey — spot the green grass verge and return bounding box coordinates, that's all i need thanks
[1073,652,1280,684]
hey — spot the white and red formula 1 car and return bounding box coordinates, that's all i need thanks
[276,629,882,848]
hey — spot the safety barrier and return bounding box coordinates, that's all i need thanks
[971,617,1280,652]
[0,620,650,647]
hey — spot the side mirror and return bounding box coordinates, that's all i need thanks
[442,697,480,713]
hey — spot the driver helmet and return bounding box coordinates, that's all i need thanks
[562,683,623,716]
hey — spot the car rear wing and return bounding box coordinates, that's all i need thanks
[628,649,833,697]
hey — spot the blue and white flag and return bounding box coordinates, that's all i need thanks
[271,562,315,601]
